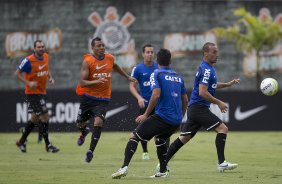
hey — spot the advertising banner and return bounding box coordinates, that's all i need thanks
[0,90,281,132]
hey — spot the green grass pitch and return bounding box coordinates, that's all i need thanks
[0,132,282,184]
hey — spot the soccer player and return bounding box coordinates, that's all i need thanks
[165,42,240,173]
[129,43,158,160]
[112,48,188,179]
[15,40,59,153]
[75,37,136,163]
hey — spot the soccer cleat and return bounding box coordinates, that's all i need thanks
[112,166,128,179]
[155,163,170,173]
[85,150,93,163]
[142,152,150,160]
[16,141,26,153]
[150,170,170,178]
[77,127,90,146]
[217,161,238,173]
[46,144,60,153]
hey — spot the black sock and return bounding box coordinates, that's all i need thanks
[122,138,139,167]
[166,138,184,162]
[37,121,43,141]
[41,122,50,146]
[215,133,227,164]
[165,137,170,149]
[141,140,148,152]
[79,127,88,136]
[20,121,35,143]
[156,138,168,173]
[89,126,102,152]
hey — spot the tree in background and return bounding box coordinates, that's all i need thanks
[213,7,282,89]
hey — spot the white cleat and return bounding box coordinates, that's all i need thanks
[150,171,169,178]
[142,152,150,160]
[155,163,170,173]
[112,166,128,179]
[217,161,238,173]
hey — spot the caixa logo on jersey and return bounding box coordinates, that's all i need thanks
[88,6,137,70]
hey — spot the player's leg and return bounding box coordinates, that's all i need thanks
[37,121,43,143]
[16,113,38,152]
[214,123,228,165]
[76,118,90,146]
[85,100,108,163]
[139,108,149,160]
[140,141,149,160]
[154,135,171,174]
[200,106,237,172]
[76,96,92,146]
[36,95,59,153]
[85,116,103,162]
[112,116,160,179]
[16,95,39,152]
[166,105,201,163]
[111,132,141,179]
[214,123,238,172]
[165,124,198,163]
[40,112,59,153]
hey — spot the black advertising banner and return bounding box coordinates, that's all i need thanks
[0,90,281,132]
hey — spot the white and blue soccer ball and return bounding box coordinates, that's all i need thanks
[260,78,278,96]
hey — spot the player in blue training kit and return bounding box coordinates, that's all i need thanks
[129,44,158,160]
[112,48,188,179]
[130,43,171,160]
[165,42,240,174]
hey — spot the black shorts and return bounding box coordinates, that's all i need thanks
[76,95,109,123]
[26,94,48,116]
[181,104,222,138]
[133,114,179,141]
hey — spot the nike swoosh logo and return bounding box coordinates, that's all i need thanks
[38,64,47,70]
[105,105,128,119]
[234,105,267,121]
[96,64,108,70]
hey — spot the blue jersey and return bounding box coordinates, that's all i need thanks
[131,62,158,106]
[150,67,187,125]
[188,61,217,107]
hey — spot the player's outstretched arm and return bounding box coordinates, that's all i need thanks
[129,81,146,108]
[48,70,55,85]
[217,78,240,89]
[199,84,228,113]
[113,63,136,82]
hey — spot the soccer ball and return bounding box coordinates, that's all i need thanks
[260,78,278,96]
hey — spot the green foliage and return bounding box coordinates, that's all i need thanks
[213,7,282,53]
[1,132,282,184]
[213,7,282,88]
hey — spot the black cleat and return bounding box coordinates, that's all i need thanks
[46,144,60,153]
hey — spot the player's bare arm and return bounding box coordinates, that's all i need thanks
[199,84,227,113]
[113,63,136,82]
[135,88,160,123]
[48,70,55,85]
[217,78,240,89]
[79,60,107,87]
[129,80,146,108]
[15,69,37,89]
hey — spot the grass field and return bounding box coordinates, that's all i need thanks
[0,132,282,184]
